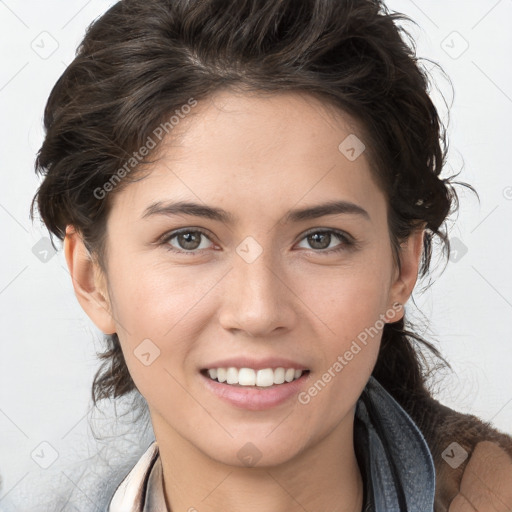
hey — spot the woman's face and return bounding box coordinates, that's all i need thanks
[69,89,422,467]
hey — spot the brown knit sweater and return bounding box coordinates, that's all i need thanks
[404,394,512,511]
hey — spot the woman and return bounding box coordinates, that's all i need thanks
[30,0,512,510]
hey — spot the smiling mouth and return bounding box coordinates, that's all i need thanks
[200,367,310,388]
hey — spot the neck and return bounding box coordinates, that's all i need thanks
[152,411,364,512]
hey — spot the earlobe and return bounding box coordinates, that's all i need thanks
[388,227,425,319]
[63,225,116,334]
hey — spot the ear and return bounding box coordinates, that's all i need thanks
[63,225,116,335]
[387,227,425,322]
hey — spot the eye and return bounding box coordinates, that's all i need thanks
[159,227,356,255]
[160,228,215,254]
[296,229,355,254]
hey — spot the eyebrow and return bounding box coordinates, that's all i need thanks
[141,199,370,223]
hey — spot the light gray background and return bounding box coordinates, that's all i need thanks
[1,0,511,510]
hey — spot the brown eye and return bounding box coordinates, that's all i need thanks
[161,229,214,253]
[307,232,332,250]
[297,229,354,254]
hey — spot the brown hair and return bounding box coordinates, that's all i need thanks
[30,0,468,412]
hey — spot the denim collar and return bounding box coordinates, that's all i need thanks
[355,376,436,511]
[109,376,435,512]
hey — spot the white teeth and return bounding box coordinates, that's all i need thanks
[205,367,305,387]
[256,368,274,387]
[226,367,238,385]
[273,367,285,384]
[217,368,227,383]
[238,368,256,386]
[285,368,295,382]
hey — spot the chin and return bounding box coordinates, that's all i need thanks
[197,432,308,469]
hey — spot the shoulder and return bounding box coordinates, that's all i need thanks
[448,440,512,511]
[408,396,512,511]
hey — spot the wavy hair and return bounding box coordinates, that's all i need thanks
[31,0,467,419]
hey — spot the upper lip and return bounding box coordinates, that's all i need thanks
[201,357,309,371]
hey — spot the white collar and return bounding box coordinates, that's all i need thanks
[108,441,165,512]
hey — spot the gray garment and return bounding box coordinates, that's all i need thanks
[354,376,435,511]
[108,376,435,511]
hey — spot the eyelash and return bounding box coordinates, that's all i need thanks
[158,227,357,256]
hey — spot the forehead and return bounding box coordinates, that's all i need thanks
[109,88,385,223]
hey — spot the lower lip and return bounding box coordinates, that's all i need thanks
[200,371,310,411]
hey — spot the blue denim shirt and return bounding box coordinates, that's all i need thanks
[109,376,435,511]
[355,376,436,511]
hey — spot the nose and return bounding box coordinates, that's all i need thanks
[218,245,296,338]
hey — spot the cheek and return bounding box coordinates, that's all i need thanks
[296,289,386,433]
[105,261,222,396]
[294,255,393,337]
[293,257,392,404]
[108,257,216,336]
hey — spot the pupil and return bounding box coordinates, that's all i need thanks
[180,232,200,250]
[310,232,329,249]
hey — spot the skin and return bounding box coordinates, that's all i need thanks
[450,442,512,511]
[64,89,424,512]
